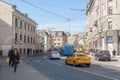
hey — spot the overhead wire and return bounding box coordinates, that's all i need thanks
[36,0,86,11]
[20,0,86,20]
[20,0,68,19]
[19,0,87,33]
[34,0,71,10]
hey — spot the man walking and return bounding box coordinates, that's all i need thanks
[112,50,116,56]
[8,47,15,67]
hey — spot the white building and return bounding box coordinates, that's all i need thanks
[67,35,78,49]
[0,1,37,56]
[36,30,52,52]
[86,0,120,56]
[36,30,44,52]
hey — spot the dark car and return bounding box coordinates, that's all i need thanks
[94,50,111,61]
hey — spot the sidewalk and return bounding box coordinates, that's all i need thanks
[0,57,52,80]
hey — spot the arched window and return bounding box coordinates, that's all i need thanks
[107,18,112,30]
[108,21,112,30]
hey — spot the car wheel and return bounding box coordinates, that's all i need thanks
[65,60,68,65]
[73,61,77,67]
[86,64,90,67]
[108,59,111,61]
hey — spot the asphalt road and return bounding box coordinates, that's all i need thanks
[26,55,120,80]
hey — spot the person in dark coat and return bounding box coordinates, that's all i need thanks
[112,50,116,56]
[13,48,20,72]
[8,47,15,67]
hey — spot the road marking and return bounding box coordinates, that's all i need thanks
[67,66,119,80]
[46,60,63,67]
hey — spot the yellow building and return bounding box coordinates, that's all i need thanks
[51,31,67,48]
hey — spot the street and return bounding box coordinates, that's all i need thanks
[26,54,120,80]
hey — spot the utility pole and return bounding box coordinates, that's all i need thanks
[67,18,73,33]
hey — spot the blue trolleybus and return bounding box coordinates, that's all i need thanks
[60,44,74,56]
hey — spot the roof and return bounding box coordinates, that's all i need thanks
[0,0,12,6]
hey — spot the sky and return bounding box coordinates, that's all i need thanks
[3,0,88,34]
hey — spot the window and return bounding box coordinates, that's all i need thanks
[58,39,60,41]
[108,0,113,2]
[119,37,120,43]
[24,23,26,30]
[15,18,18,27]
[58,43,60,45]
[19,48,22,54]
[20,34,22,40]
[20,21,22,29]
[108,21,112,30]
[23,48,26,54]
[28,36,29,43]
[32,27,35,33]
[31,26,32,32]
[28,24,29,31]
[24,35,26,42]
[15,33,18,41]
[31,37,32,43]
[108,6,113,15]
[33,38,35,44]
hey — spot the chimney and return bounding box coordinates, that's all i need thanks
[25,13,28,17]
[12,5,16,9]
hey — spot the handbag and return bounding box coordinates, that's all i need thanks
[6,57,9,63]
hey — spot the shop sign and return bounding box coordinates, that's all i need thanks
[107,37,113,43]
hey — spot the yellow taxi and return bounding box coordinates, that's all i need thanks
[74,50,85,54]
[65,53,91,67]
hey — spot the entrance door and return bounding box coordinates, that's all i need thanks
[107,43,113,57]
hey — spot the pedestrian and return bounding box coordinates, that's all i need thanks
[8,47,15,67]
[13,48,21,72]
[112,50,116,56]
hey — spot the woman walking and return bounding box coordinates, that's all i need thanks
[13,48,21,72]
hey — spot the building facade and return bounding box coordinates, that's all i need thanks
[36,30,52,52]
[67,35,78,49]
[86,0,120,56]
[0,1,37,56]
[51,31,67,48]
[36,30,45,52]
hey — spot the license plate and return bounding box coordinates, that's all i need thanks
[104,55,107,57]
[83,58,87,60]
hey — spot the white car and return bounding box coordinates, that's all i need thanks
[49,51,60,59]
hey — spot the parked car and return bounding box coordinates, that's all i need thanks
[49,51,60,59]
[94,50,111,61]
[65,53,91,67]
